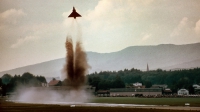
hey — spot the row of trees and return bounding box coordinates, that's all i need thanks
[88,75,125,91]
[0,72,47,95]
[86,68,200,93]
[1,68,200,94]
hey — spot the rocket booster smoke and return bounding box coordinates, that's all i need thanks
[64,37,89,89]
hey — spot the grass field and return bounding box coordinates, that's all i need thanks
[0,100,199,112]
[1,97,200,112]
[91,97,200,107]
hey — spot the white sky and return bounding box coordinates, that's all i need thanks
[0,0,200,72]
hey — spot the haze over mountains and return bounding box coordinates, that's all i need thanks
[1,43,200,78]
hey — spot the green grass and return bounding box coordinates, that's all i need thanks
[0,102,198,112]
[91,97,200,107]
[1,98,200,112]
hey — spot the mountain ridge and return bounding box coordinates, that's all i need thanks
[1,43,200,77]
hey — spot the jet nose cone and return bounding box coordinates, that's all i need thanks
[73,7,75,11]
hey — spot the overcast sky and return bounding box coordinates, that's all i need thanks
[0,0,200,72]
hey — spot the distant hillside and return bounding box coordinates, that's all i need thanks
[1,43,200,78]
[163,59,200,70]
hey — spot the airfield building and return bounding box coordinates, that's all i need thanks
[96,90,110,97]
[151,84,168,90]
[193,84,200,88]
[163,88,172,95]
[177,89,189,95]
[133,82,142,86]
[132,82,145,88]
[109,88,162,96]
[193,84,200,94]
[48,78,62,86]
[194,88,200,94]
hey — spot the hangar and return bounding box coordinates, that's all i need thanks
[110,88,162,96]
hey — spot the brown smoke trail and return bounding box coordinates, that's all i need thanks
[64,36,89,89]
[74,41,88,86]
[65,37,74,83]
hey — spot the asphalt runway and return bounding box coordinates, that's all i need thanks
[5,100,200,111]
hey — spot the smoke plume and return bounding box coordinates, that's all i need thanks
[9,21,91,103]
[63,36,89,89]
[10,36,91,103]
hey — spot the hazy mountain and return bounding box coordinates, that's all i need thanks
[1,43,200,78]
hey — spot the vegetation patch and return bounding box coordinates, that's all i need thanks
[91,97,200,107]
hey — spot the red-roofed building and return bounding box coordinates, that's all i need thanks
[163,88,172,95]
[48,78,62,86]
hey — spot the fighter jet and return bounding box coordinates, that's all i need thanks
[68,7,81,19]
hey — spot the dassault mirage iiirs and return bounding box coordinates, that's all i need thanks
[68,7,81,19]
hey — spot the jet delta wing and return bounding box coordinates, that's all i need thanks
[68,7,81,19]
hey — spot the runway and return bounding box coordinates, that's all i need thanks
[6,100,200,111]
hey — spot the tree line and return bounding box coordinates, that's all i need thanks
[86,68,200,93]
[1,68,200,95]
[0,72,46,96]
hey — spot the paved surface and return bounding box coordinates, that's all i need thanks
[7,100,200,111]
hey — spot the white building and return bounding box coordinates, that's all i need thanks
[193,84,200,88]
[151,85,168,89]
[193,84,200,94]
[178,89,189,95]
[133,82,142,86]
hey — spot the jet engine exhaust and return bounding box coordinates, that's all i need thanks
[63,36,89,89]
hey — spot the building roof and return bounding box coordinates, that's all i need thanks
[97,90,110,94]
[45,77,60,83]
[193,84,200,88]
[110,88,162,92]
[48,79,60,86]
[195,88,200,90]
[178,89,188,92]
[151,85,167,88]
[164,88,172,93]
[133,82,142,86]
